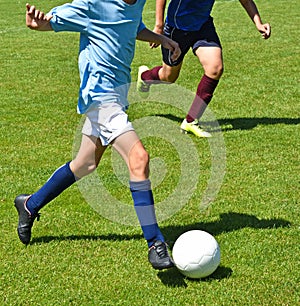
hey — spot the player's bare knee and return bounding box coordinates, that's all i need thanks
[129,149,149,177]
[206,64,223,79]
[86,163,97,174]
[216,65,224,78]
[70,160,97,178]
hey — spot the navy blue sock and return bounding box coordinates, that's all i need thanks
[130,179,164,247]
[26,162,76,215]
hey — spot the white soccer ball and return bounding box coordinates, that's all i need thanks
[172,230,221,279]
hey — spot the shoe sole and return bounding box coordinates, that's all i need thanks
[180,127,212,138]
[137,66,150,98]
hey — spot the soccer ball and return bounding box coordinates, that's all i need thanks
[172,230,221,279]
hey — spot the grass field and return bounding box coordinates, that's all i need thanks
[1,0,299,305]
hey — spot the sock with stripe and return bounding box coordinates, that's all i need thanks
[186,74,219,122]
[130,179,164,247]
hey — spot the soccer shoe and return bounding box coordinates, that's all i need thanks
[137,65,150,98]
[148,240,174,270]
[180,119,212,138]
[14,194,40,245]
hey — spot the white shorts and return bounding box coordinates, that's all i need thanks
[82,102,134,146]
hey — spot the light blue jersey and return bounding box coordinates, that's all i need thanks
[49,0,146,114]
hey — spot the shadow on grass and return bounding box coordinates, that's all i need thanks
[30,212,289,286]
[31,212,290,245]
[31,233,143,244]
[157,114,300,131]
[163,212,291,246]
[157,265,233,288]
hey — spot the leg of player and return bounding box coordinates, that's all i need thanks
[181,46,223,138]
[137,62,182,98]
[156,62,182,83]
[112,131,174,270]
[14,134,106,245]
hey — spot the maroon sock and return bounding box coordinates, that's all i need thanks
[141,66,162,84]
[186,75,219,122]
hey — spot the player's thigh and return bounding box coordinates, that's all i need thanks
[195,46,223,79]
[112,131,149,180]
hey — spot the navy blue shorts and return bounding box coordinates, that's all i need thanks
[162,16,222,67]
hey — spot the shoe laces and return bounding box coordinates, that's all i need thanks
[191,120,207,131]
[191,119,200,126]
[153,241,169,259]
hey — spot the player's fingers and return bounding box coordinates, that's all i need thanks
[173,44,181,60]
[34,9,41,19]
[171,47,181,61]
[150,43,159,49]
[261,24,271,39]
[27,5,35,16]
[30,5,36,14]
[175,51,181,60]
[38,11,44,20]
[265,24,271,38]
[45,14,52,22]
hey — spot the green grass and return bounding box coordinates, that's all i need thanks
[1,0,299,305]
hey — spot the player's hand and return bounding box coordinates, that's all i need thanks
[161,36,181,62]
[26,3,52,30]
[257,23,271,39]
[149,25,164,49]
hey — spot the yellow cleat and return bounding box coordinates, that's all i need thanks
[180,119,212,138]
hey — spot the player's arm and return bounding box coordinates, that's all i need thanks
[154,0,167,34]
[137,27,181,61]
[150,0,167,48]
[239,0,271,39]
[26,3,53,31]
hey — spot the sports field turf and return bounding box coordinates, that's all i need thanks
[0,0,299,305]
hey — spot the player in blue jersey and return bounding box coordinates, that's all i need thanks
[137,0,271,137]
[14,1,181,270]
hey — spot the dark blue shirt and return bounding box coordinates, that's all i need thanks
[166,0,215,31]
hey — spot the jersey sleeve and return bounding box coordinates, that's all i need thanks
[49,0,89,33]
[137,18,146,34]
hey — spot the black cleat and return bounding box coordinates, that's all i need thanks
[14,194,39,245]
[148,240,174,270]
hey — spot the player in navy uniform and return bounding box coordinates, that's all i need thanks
[14,1,181,270]
[137,0,271,137]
